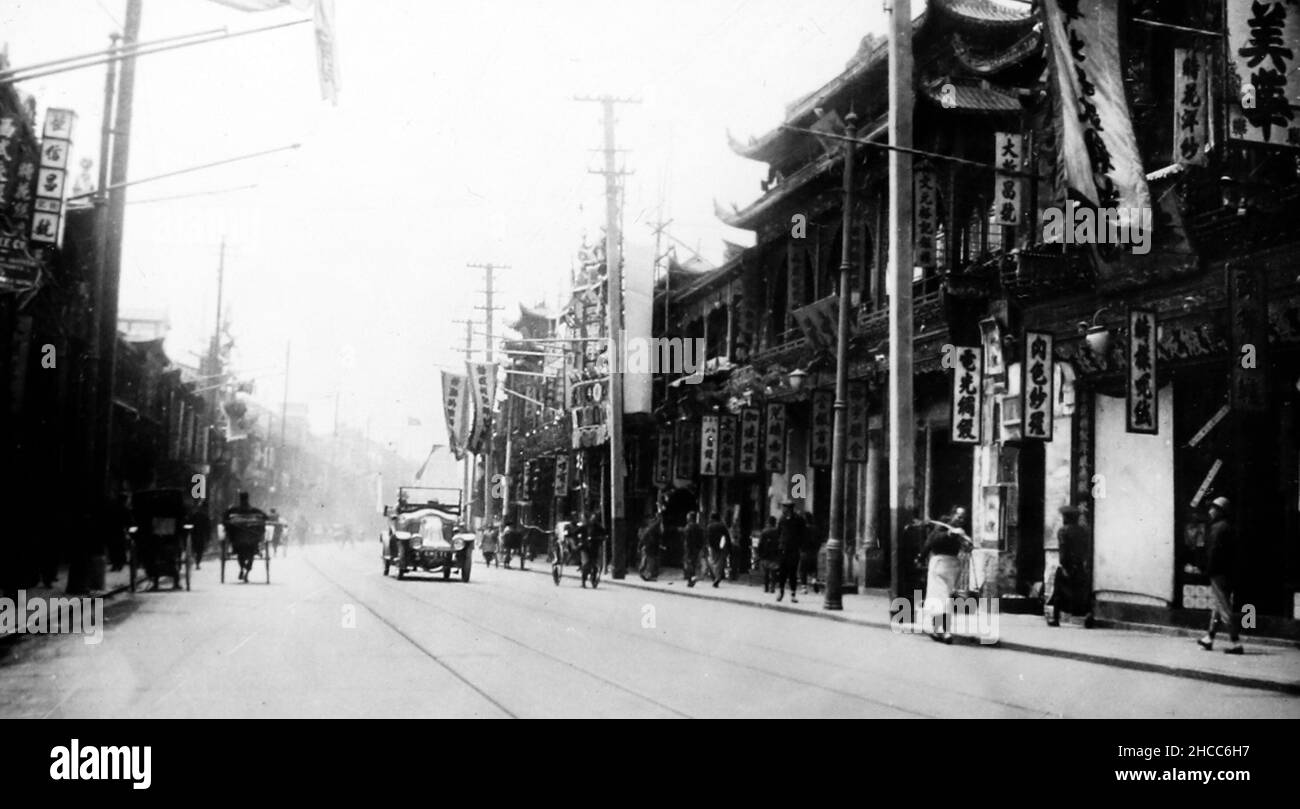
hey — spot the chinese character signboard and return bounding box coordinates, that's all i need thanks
[764,403,786,473]
[738,407,761,475]
[1228,267,1268,412]
[0,104,41,292]
[914,166,938,269]
[31,108,75,246]
[1021,331,1054,441]
[440,370,471,460]
[993,132,1023,226]
[810,390,833,467]
[1126,309,1158,434]
[950,346,982,445]
[555,452,570,492]
[674,419,699,479]
[791,295,840,353]
[1174,48,1209,164]
[846,381,868,462]
[467,361,498,453]
[653,430,673,485]
[717,414,737,477]
[700,415,719,476]
[1226,0,1300,148]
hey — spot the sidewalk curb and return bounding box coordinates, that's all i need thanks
[524,565,1300,697]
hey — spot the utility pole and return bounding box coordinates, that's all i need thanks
[824,110,858,611]
[469,263,506,531]
[95,0,142,500]
[207,237,226,511]
[277,340,290,509]
[577,94,638,579]
[888,0,916,603]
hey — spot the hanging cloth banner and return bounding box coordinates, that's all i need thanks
[440,370,471,460]
[810,391,833,468]
[700,415,719,477]
[1043,0,1151,229]
[717,414,738,478]
[764,403,787,473]
[467,361,498,454]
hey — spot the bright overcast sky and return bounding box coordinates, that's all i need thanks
[2,0,885,466]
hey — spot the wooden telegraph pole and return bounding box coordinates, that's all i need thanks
[469,263,506,531]
[888,0,916,602]
[576,94,638,579]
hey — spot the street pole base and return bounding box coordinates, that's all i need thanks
[823,598,844,611]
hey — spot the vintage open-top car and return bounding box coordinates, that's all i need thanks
[381,487,475,581]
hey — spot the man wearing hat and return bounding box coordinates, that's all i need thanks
[775,499,806,602]
[1046,504,1093,628]
[1199,496,1243,654]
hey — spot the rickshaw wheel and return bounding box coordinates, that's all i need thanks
[460,549,472,582]
[552,562,561,585]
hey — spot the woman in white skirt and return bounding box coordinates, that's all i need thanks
[920,512,972,643]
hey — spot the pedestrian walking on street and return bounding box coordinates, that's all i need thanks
[583,515,606,588]
[682,511,704,587]
[758,516,780,593]
[223,492,269,583]
[1198,497,1243,654]
[638,513,663,581]
[480,521,500,567]
[920,512,972,643]
[705,512,729,587]
[1046,504,1093,628]
[502,519,526,570]
[799,513,822,594]
[776,500,803,602]
[187,500,211,570]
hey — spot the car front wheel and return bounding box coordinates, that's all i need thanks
[461,549,472,582]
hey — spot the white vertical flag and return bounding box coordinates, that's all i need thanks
[205,0,338,104]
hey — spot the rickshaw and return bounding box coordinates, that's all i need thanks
[127,488,192,592]
[220,511,273,584]
[547,521,601,587]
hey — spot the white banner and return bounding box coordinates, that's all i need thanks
[467,361,498,453]
[440,371,471,460]
[950,346,982,445]
[1044,0,1151,222]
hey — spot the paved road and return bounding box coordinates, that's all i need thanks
[2,545,1296,718]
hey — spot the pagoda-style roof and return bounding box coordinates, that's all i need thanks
[507,301,555,335]
[934,0,1035,28]
[715,146,843,230]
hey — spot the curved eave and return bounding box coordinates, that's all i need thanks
[715,151,839,230]
[951,28,1043,75]
[934,0,1035,29]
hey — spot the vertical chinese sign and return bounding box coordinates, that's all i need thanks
[1228,267,1268,412]
[738,407,761,475]
[914,165,938,269]
[440,370,471,459]
[1126,309,1158,434]
[993,132,1023,226]
[653,430,673,486]
[950,346,982,445]
[467,361,498,453]
[1226,0,1300,148]
[1174,48,1209,164]
[555,453,570,494]
[717,414,737,477]
[674,419,698,479]
[764,403,786,473]
[31,109,75,246]
[699,415,719,477]
[1022,331,1054,441]
[810,391,833,467]
[0,105,40,291]
[846,381,868,463]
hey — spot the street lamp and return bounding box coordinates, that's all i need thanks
[824,109,859,611]
[787,368,809,391]
[1079,306,1114,357]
